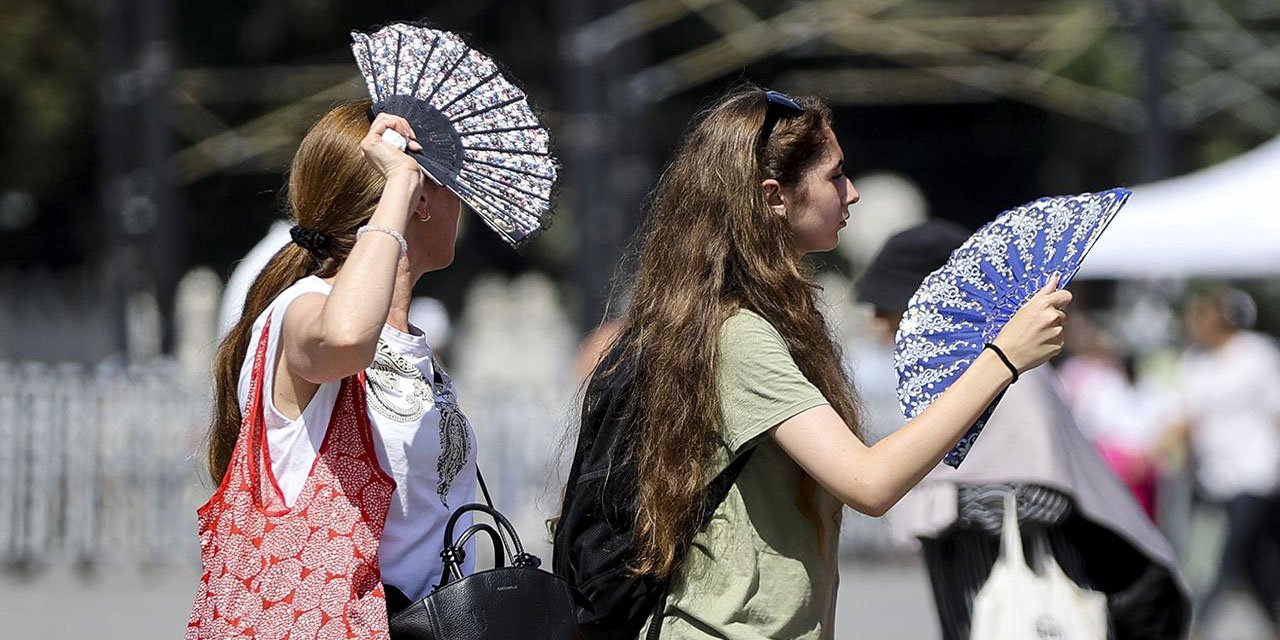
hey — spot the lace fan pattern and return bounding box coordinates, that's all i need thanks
[894,188,1131,467]
[351,23,558,247]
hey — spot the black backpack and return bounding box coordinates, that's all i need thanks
[552,346,753,640]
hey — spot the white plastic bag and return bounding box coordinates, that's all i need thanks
[970,492,1108,640]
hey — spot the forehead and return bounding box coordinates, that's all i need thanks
[815,127,843,165]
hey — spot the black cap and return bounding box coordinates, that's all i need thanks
[856,218,973,315]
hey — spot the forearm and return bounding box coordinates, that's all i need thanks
[858,350,1014,508]
[778,280,1068,516]
[318,170,422,349]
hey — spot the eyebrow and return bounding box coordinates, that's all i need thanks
[832,158,844,172]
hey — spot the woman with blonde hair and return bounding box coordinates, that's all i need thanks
[556,87,1073,639]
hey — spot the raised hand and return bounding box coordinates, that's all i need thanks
[991,273,1073,373]
[360,113,424,179]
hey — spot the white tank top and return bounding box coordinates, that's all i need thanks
[236,276,477,600]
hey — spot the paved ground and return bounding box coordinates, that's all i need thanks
[0,559,1269,638]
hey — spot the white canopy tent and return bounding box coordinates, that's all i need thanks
[1077,137,1280,279]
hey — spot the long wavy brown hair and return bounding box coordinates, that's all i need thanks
[206,100,385,485]
[597,87,863,579]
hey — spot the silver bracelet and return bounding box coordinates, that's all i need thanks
[356,225,408,257]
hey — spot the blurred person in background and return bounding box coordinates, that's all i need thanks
[217,219,453,352]
[217,219,292,338]
[195,102,481,636]
[572,290,629,383]
[859,219,1189,640]
[1169,287,1280,635]
[1059,313,1165,519]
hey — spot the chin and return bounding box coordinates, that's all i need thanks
[435,248,457,270]
[812,236,840,254]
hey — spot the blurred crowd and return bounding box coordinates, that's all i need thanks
[840,269,1280,634]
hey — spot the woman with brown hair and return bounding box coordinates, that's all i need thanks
[560,87,1074,639]
[190,21,561,639]
[191,101,476,638]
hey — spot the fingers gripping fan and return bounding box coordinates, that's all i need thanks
[351,23,558,247]
[894,189,1130,467]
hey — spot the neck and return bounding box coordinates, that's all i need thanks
[321,259,422,334]
[385,259,418,334]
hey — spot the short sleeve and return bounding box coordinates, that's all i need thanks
[716,311,830,453]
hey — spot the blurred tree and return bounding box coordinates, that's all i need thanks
[2,0,1278,337]
[0,0,98,265]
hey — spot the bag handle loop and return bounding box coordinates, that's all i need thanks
[439,522,508,584]
[999,489,1029,568]
[438,501,541,587]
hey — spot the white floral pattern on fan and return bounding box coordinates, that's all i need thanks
[894,188,1130,467]
[351,23,558,247]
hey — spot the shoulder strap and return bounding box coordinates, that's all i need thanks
[476,467,494,509]
[699,450,754,528]
[238,317,276,499]
[646,448,756,640]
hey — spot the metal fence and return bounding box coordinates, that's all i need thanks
[0,360,207,568]
[0,356,909,573]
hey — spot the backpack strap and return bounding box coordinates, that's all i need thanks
[645,448,756,639]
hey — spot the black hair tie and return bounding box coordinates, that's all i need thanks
[983,342,1020,383]
[289,225,331,257]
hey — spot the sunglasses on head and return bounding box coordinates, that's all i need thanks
[764,89,804,112]
[758,89,806,155]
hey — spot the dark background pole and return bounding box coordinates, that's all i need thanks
[557,0,648,334]
[140,0,180,355]
[97,0,178,358]
[1136,0,1172,182]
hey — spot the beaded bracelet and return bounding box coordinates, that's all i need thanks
[356,225,408,257]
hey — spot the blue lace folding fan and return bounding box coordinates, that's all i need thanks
[351,23,558,247]
[894,188,1131,467]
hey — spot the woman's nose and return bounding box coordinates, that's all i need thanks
[846,180,860,205]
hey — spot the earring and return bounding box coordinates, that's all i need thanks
[417,210,432,222]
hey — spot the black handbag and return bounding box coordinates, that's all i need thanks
[386,474,579,640]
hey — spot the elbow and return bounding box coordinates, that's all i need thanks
[325,333,378,373]
[840,486,901,518]
[325,328,374,353]
[297,328,378,385]
[860,503,890,518]
[856,497,894,518]
[320,318,380,355]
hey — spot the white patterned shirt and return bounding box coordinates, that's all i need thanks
[236,276,478,600]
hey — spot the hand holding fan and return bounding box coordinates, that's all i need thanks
[351,23,558,247]
[894,188,1131,467]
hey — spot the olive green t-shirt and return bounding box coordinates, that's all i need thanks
[646,310,842,640]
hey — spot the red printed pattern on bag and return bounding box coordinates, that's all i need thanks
[188,318,396,639]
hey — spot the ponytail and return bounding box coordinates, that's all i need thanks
[205,100,385,484]
[207,245,313,484]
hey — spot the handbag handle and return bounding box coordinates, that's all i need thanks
[999,490,1030,568]
[439,522,507,583]
[439,502,541,586]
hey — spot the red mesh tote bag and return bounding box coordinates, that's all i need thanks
[187,318,397,640]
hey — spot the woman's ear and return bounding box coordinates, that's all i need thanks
[422,180,460,214]
[760,178,786,217]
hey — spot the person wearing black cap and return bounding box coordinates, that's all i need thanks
[858,219,1190,640]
